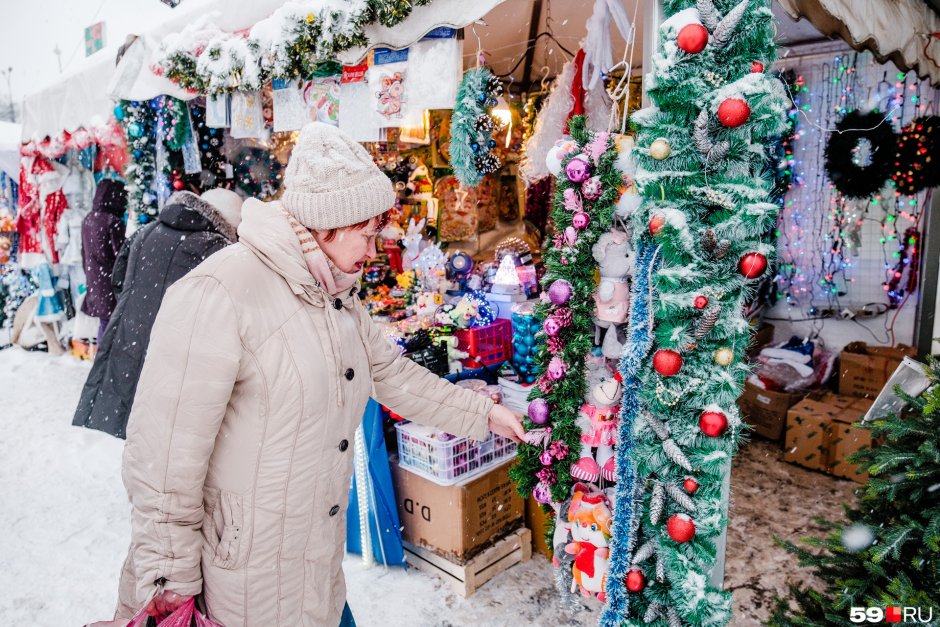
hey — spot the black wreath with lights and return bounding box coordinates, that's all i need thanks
[824,111,897,199]
[892,115,940,196]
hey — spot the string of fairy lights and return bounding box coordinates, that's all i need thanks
[773,50,939,340]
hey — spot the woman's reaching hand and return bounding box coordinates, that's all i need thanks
[487,404,526,442]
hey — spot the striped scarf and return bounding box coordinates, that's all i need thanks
[282,209,361,296]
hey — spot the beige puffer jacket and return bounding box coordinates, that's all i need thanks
[115,198,493,626]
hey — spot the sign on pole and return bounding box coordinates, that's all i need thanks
[84,21,106,57]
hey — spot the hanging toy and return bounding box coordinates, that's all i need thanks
[451,67,503,186]
[564,485,613,601]
[571,358,622,483]
[738,251,768,278]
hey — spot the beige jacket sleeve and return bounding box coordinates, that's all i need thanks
[354,302,493,441]
[122,276,242,601]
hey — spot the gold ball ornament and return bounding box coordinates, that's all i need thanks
[650,138,671,160]
[713,347,734,366]
[305,12,316,23]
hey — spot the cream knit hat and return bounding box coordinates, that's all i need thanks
[280,122,395,230]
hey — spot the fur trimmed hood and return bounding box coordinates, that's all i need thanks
[162,191,238,243]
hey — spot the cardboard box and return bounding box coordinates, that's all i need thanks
[828,397,874,483]
[839,342,916,398]
[738,380,805,440]
[783,400,833,471]
[525,495,552,559]
[783,394,876,482]
[391,460,524,562]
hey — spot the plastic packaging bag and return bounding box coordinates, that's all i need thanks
[124,597,223,627]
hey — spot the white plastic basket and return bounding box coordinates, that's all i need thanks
[395,421,517,486]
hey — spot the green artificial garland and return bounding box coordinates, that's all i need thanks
[449,67,502,187]
[157,0,435,95]
[616,0,789,624]
[509,116,620,507]
[119,100,159,223]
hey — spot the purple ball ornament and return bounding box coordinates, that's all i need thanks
[548,279,573,305]
[528,398,550,425]
[533,482,553,504]
[572,212,591,230]
[547,356,567,381]
[565,154,592,183]
[581,176,603,200]
[543,316,562,337]
[539,450,554,465]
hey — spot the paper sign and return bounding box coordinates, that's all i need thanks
[271,79,307,132]
[302,76,341,126]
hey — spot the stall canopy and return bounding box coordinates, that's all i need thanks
[778,0,940,85]
[0,121,22,179]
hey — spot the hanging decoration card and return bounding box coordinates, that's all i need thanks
[229,91,265,139]
[339,63,384,142]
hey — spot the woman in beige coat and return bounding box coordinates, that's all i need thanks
[107,123,524,626]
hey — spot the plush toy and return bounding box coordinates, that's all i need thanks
[436,335,468,373]
[592,228,633,359]
[395,270,416,292]
[450,297,480,329]
[401,218,427,271]
[570,357,622,483]
[414,291,442,318]
[407,163,434,197]
[564,483,613,601]
[380,222,405,273]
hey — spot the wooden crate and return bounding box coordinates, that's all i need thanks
[403,527,532,597]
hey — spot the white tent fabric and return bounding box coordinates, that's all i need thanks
[0,121,22,178]
[778,0,940,86]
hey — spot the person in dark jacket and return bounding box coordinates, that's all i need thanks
[81,179,128,344]
[72,188,243,438]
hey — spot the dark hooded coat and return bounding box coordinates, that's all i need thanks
[81,179,127,318]
[73,191,237,438]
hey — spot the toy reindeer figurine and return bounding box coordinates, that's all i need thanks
[401,217,426,271]
[565,484,613,601]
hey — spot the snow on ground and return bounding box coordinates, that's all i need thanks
[0,346,854,626]
[0,347,595,626]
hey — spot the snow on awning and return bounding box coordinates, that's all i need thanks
[777,0,940,85]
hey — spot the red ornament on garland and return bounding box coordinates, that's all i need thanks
[683,477,700,494]
[172,179,184,190]
[699,410,729,437]
[667,513,696,543]
[677,23,709,54]
[693,295,708,309]
[738,251,768,279]
[649,214,666,236]
[653,349,683,376]
[626,568,647,592]
[751,61,765,73]
[717,98,751,128]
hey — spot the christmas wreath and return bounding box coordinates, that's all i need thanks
[892,115,940,196]
[824,110,897,199]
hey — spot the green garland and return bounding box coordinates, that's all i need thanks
[119,100,159,223]
[450,67,502,187]
[509,115,620,506]
[621,0,788,624]
[156,0,435,95]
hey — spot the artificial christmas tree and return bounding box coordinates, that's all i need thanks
[600,0,788,624]
[771,358,940,626]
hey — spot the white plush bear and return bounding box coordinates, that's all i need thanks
[592,229,633,359]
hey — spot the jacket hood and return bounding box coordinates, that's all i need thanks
[92,179,127,217]
[160,191,237,243]
[238,198,357,307]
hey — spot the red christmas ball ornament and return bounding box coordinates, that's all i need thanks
[751,61,765,73]
[172,179,184,190]
[693,295,709,309]
[738,251,768,279]
[626,568,647,592]
[653,349,683,377]
[667,513,696,543]
[649,214,666,236]
[717,98,751,128]
[683,477,700,494]
[677,23,709,54]
[699,410,729,437]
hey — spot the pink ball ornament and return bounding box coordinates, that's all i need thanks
[547,356,567,381]
[565,154,592,183]
[581,176,603,200]
[528,398,550,425]
[543,316,562,337]
[548,279,573,305]
[539,450,554,465]
[572,212,591,230]
[533,482,553,504]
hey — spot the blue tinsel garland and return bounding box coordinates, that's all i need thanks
[601,243,660,626]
